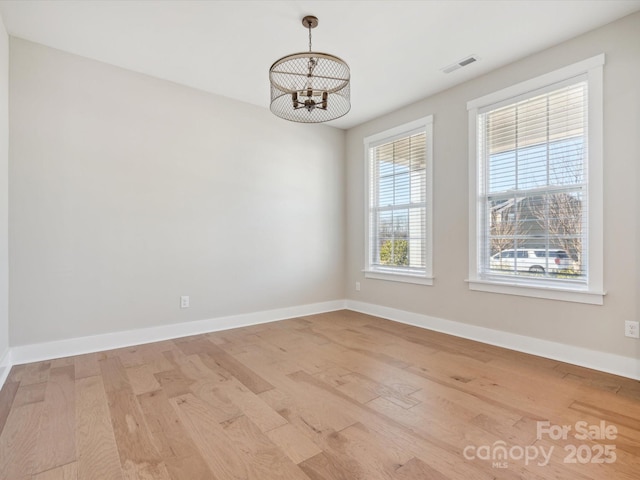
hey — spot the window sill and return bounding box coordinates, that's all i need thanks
[364,270,434,286]
[466,278,605,305]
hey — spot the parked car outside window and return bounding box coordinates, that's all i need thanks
[490,249,574,274]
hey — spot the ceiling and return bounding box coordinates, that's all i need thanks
[1,1,639,130]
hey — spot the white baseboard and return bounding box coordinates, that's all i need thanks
[0,347,12,389]
[346,300,640,381]
[1,298,637,395]
[9,300,346,367]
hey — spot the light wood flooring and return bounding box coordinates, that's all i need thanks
[0,310,639,479]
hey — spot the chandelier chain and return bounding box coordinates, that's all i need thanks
[308,22,312,52]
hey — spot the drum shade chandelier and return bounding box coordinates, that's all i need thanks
[269,15,350,123]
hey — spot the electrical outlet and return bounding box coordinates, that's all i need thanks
[180,296,190,309]
[355,281,361,291]
[624,320,639,338]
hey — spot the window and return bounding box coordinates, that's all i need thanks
[364,116,433,285]
[467,55,604,304]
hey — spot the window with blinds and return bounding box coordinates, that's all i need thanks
[364,116,433,284]
[478,79,588,283]
[467,54,604,304]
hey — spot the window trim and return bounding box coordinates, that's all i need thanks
[467,55,605,304]
[363,115,434,286]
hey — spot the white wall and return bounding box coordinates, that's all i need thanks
[346,12,640,360]
[0,13,9,370]
[6,13,640,375]
[9,38,345,346]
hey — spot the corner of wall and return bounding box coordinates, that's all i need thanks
[0,348,11,390]
[0,7,11,383]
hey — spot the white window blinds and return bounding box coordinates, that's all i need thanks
[364,115,433,285]
[367,125,430,278]
[477,78,588,284]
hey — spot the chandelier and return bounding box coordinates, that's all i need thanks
[269,16,350,123]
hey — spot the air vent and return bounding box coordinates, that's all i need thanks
[441,55,479,74]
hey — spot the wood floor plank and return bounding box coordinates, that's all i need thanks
[217,379,288,432]
[285,370,509,479]
[13,382,47,408]
[100,357,164,478]
[1,311,639,479]
[220,414,309,480]
[169,393,251,480]
[31,462,78,480]
[103,388,159,467]
[33,366,76,475]
[318,422,414,479]
[470,413,539,447]
[74,353,102,380]
[50,357,75,369]
[235,339,335,377]
[126,365,161,396]
[173,335,216,356]
[299,451,353,480]
[99,356,132,393]
[76,375,123,480]
[569,400,640,431]
[309,342,425,397]
[172,353,226,382]
[368,395,506,461]
[13,361,52,386]
[266,422,323,464]
[137,389,215,480]
[105,347,145,369]
[163,454,216,480]
[0,402,43,480]
[345,371,420,409]
[407,375,524,426]
[136,347,176,375]
[190,380,244,423]
[365,322,497,363]
[0,380,19,434]
[204,343,275,394]
[243,363,360,434]
[394,457,449,480]
[6,364,27,383]
[123,461,173,480]
[153,369,195,398]
[313,367,380,404]
[405,362,549,421]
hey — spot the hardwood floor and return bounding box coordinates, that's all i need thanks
[0,310,639,479]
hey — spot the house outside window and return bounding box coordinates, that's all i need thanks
[467,55,605,304]
[364,116,433,285]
